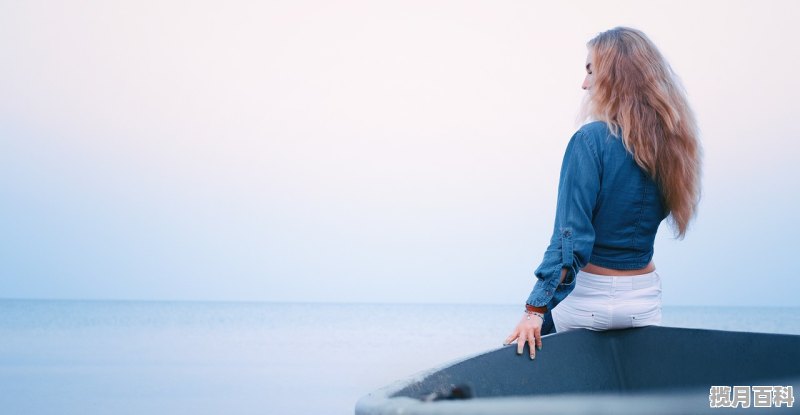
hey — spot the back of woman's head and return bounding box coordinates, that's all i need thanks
[586,26,701,238]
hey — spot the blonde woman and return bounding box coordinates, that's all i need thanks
[504,27,702,359]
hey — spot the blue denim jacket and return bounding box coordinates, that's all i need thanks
[526,121,667,311]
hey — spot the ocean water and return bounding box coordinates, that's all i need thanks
[1,300,799,415]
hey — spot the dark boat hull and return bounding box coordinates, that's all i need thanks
[356,326,800,414]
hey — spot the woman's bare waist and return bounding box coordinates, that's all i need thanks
[582,261,655,276]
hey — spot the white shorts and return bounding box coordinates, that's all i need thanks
[551,270,662,332]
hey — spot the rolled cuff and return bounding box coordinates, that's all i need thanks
[526,228,580,311]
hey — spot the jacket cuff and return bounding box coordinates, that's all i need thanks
[526,267,577,311]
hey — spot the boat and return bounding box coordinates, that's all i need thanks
[355,326,800,414]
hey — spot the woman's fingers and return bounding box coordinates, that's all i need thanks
[516,336,526,355]
[528,337,537,359]
[506,316,544,360]
[503,332,518,346]
[535,328,543,351]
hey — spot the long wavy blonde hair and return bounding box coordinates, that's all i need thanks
[585,27,701,238]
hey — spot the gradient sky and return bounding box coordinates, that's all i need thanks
[1,0,798,306]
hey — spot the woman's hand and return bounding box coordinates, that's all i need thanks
[503,313,543,360]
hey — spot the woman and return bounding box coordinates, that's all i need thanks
[504,27,701,359]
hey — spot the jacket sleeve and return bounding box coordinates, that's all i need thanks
[526,130,601,311]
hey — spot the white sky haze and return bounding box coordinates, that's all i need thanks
[1,0,799,306]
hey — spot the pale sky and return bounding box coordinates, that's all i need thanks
[1,0,798,307]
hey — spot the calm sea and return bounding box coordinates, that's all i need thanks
[1,300,798,415]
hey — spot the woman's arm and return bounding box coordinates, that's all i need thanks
[526,130,601,312]
[505,129,602,357]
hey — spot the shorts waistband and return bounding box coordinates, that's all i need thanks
[576,270,660,291]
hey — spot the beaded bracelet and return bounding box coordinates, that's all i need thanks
[525,310,544,322]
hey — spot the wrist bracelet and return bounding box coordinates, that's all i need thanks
[525,304,547,314]
[525,310,544,322]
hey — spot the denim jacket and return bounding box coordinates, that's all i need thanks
[526,121,668,311]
